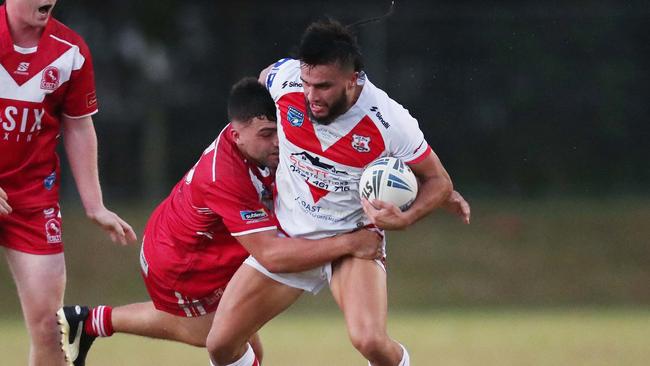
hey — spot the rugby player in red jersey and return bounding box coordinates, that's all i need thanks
[0,1,136,365]
[57,78,383,365]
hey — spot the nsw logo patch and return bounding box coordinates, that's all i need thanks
[287,106,304,127]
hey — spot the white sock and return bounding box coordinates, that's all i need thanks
[398,343,410,366]
[367,343,410,366]
[211,343,256,366]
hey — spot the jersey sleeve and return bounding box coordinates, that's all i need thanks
[204,164,278,237]
[62,37,98,119]
[265,58,300,101]
[386,103,432,165]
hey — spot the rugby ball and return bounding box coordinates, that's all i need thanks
[359,157,418,211]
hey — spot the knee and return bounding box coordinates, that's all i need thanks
[25,310,59,344]
[348,327,390,359]
[206,328,239,364]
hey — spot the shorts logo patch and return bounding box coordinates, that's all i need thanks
[44,172,56,190]
[287,106,304,127]
[45,219,62,244]
[240,209,269,222]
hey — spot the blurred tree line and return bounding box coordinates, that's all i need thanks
[50,0,649,201]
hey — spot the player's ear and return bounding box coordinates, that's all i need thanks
[230,125,240,143]
[349,72,359,89]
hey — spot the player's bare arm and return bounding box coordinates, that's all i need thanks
[235,228,383,273]
[258,64,274,85]
[62,115,137,245]
[363,151,453,230]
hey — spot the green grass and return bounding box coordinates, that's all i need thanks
[2,309,649,365]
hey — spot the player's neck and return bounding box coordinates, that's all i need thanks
[348,83,364,109]
[5,11,45,48]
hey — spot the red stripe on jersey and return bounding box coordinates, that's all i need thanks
[278,92,384,168]
[406,144,432,165]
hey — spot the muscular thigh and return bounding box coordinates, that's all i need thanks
[330,257,388,329]
[4,247,66,318]
[211,263,303,344]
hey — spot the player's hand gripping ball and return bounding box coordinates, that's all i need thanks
[360,157,418,211]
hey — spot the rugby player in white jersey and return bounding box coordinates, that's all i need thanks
[207,19,470,366]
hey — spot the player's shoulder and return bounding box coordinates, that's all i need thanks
[359,78,417,131]
[266,58,301,91]
[196,126,248,184]
[47,18,91,54]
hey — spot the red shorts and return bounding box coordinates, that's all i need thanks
[0,204,63,255]
[139,235,245,318]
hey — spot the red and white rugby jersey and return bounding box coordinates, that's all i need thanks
[0,5,98,208]
[143,124,278,283]
[266,59,433,239]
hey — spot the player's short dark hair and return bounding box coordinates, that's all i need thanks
[298,18,364,72]
[227,77,277,123]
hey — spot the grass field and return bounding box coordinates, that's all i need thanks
[1,197,649,364]
[1,309,649,365]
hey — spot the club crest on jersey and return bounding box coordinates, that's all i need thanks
[351,134,371,153]
[45,219,62,244]
[40,66,60,90]
[287,106,304,127]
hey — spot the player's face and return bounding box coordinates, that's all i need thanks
[232,116,279,169]
[300,62,358,125]
[8,0,57,28]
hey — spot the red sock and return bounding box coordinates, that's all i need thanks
[83,305,114,337]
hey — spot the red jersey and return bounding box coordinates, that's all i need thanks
[0,5,98,208]
[141,124,278,287]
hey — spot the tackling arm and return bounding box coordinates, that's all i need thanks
[235,229,382,273]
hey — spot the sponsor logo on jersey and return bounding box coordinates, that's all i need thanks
[44,172,56,190]
[86,92,97,108]
[370,106,390,129]
[282,80,303,89]
[240,209,269,222]
[43,207,56,218]
[15,62,30,74]
[45,218,62,244]
[40,66,60,90]
[1,105,45,142]
[290,151,348,175]
[294,196,346,223]
[287,106,304,127]
[351,134,371,153]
